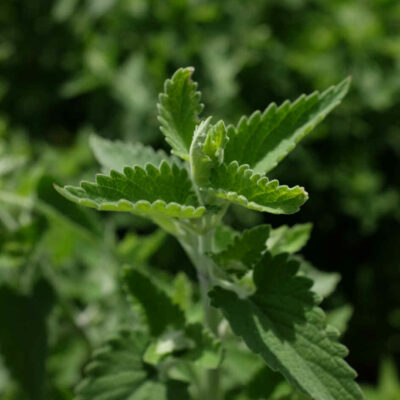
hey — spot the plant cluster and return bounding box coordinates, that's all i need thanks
[55,67,363,399]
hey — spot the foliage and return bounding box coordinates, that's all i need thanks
[1,0,399,397]
[54,68,363,399]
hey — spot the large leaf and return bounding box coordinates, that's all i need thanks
[90,134,180,173]
[55,162,205,219]
[210,253,363,400]
[157,67,203,160]
[211,225,270,276]
[207,161,308,214]
[224,78,351,173]
[75,331,189,400]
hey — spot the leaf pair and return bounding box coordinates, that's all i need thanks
[56,68,349,221]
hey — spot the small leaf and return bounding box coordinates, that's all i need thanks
[206,161,308,214]
[123,267,185,336]
[202,120,228,163]
[184,323,223,369]
[224,78,351,173]
[211,225,270,276]
[327,305,353,336]
[75,330,189,400]
[299,259,341,299]
[89,134,180,173]
[55,161,205,219]
[144,324,222,369]
[158,67,203,159]
[210,252,364,400]
[267,223,312,255]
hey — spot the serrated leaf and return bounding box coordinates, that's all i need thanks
[75,330,189,400]
[90,134,180,173]
[207,161,308,214]
[224,78,351,173]
[267,223,312,255]
[210,252,364,400]
[55,161,205,219]
[158,67,203,159]
[123,267,185,336]
[211,225,270,276]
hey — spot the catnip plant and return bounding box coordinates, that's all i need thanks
[57,68,364,400]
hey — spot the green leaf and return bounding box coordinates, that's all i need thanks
[267,223,312,255]
[224,78,351,173]
[189,118,228,185]
[90,134,180,173]
[207,161,308,214]
[299,259,341,299]
[210,252,364,400]
[75,330,189,400]
[55,161,205,219]
[202,120,228,163]
[183,323,223,369]
[124,268,221,369]
[211,225,270,276]
[0,280,54,400]
[144,323,222,369]
[158,67,203,160]
[123,267,185,336]
[327,305,353,336]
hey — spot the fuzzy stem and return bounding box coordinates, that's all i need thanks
[179,227,221,400]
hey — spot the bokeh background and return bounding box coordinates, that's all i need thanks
[0,0,399,398]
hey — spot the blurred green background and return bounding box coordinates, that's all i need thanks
[0,0,399,398]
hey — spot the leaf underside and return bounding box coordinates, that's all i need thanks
[210,252,364,400]
[55,162,205,219]
[207,161,308,214]
[75,331,189,400]
[224,77,351,173]
[157,67,203,160]
[90,134,181,173]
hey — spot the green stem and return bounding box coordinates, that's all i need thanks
[179,227,221,400]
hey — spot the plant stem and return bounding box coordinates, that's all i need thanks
[179,227,221,400]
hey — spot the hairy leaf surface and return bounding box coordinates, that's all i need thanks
[90,134,180,173]
[224,78,351,173]
[55,162,205,219]
[211,225,270,276]
[75,331,189,400]
[210,252,363,400]
[157,67,203,159]
[207,162,308,214]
